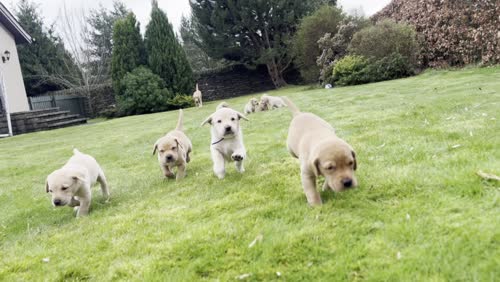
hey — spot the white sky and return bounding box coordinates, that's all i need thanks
[5,0,391,39]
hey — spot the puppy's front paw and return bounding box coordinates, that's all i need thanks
[231,154,244,162]
[164,172,175,179]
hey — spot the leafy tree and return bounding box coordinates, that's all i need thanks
[111,12,146,96]
[190,0,330,88]
[292,5,345,82]
[85,0,128,82]
[15,0,81,96]
[145,0,193,94]
[179,15,227,72]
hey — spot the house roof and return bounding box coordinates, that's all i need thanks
[0,1,32,44]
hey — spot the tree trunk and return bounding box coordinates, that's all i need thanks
[266,61,287,88]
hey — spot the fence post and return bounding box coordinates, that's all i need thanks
[51,95,56,108]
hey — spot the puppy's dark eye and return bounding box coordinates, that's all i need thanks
[61,187,68,191]
[159,149,165,153]
[327,165,336,170]
[49,189,53,193]
[231,117,235,121]
[348,161,354,166]
[171,146,176,150]
[217,120,222,123]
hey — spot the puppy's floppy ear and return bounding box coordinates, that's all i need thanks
[235,111,249,121]
[309,155,321,177]
[152,139,159,155]
[351,150,357,171]
[45,179,49,193]
[71,170,85,183]
[201,115,212,126]
[174,138,184,150]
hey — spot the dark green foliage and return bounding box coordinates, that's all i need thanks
[190,0,328,88]
[117,67,171,115]
[332,53,415,86]
[179,15,227,72]
[317,16,369,84]
[111,12,146,96]
[145,0,193,94]
[292,5,345,82]
[15,0,81,96]
[332,55,369,86]
[349,19,419,66]
[85,1,128,82]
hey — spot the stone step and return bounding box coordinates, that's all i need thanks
[47,118,87,129]
[44,114,81,124]
[9,107,60,118]
[23,110,71,120]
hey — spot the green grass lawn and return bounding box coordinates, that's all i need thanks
[0,67,499,281]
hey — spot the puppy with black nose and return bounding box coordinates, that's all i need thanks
[201,107,249,179]
[282,97,358,206]
[45,148,109,217]
[153,109,193,180]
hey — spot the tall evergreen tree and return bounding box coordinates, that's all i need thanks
[190,0,330,88]
[145,0,193,94]
[85,1,128,82]
[15,0,81,96]
[111,12,146,96]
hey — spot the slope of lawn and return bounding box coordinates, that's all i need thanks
[0,67,499,281]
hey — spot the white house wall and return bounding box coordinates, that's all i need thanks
[0,23,29,113]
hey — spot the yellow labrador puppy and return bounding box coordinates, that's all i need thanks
[201,107,249,179]
[244,98,259,114]
[258,94,286,111]
[153,109,193,180]
[45,149,109,217]
[282,97,357,206]
[193,83,203,107]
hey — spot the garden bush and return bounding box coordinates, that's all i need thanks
[317,17,368,84]
[349,19,419,66]
[117,67,171,115]
[292,5,345,82]
[167,94,194,110]
[332,53,415,86]
[332,55,369,86]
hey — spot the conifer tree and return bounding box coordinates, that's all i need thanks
[111,12,146,96]
[145,0,193,94]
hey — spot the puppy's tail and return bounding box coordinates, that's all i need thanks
[195,83,199,91]
[176,109,184,131]
[281,96,300,116]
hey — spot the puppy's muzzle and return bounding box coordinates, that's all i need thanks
[166,154,174,162]
[224,126,233,135]
[342,178,353,188]
[53,199,63,206]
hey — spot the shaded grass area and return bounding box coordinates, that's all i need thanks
[0,67,499,281]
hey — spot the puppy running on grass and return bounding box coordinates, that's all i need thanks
[201,106,249,179]
[45,149,109,217]
[153,109,193,180]
[282,97,357,206]
[193,83,203,107]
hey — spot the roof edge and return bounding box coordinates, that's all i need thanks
[0,2,32,44]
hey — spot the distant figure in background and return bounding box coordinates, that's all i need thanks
[193,83,203,107]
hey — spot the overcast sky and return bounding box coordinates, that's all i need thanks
[6,0,391,37]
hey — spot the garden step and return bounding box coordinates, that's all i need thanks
[47,118,87,129]
[44,114,81,124]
